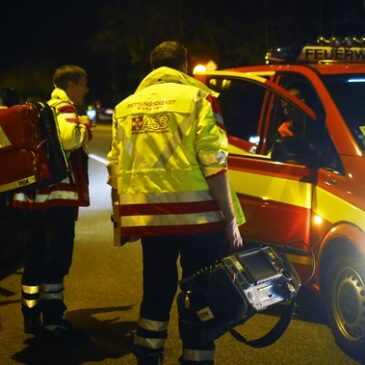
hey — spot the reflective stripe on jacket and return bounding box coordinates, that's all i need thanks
[117,190,225,236]
[12,88,90,209]
[108,67,244,237]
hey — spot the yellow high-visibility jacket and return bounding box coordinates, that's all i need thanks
[107,67,244,237]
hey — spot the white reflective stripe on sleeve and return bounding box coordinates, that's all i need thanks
[15,190,79,203]
[121,211,223,227]
[133,334,166,350]
[138,317,169,332]
[119,190,214,204]
[61,112,77,119]
[35,190,79,202]
[22,285,40,295]
[183,349,215,362]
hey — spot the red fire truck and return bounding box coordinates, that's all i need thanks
[194,36,365,360]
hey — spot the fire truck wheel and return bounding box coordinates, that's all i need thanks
[324,257,365,361]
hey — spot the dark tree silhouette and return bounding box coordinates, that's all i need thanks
[0,0,364,103]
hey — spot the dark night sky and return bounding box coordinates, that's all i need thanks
[0,1,100,69]
[0,0,111,103]
[0,0,364,104]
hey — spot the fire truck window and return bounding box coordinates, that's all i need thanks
[323,74,365,153]
[277,98,307,139]
[319,127,343,173]
[267,95,321,162]
[273,76,340,166]
[278,76,325,123]
[208,78,265,154]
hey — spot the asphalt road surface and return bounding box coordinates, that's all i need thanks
[0,125,362,365]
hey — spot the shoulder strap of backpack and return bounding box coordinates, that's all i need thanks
[33,101,71,184]
[229,301,295,348]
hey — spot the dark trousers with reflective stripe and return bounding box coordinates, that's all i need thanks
[137,231,225,362]
[21,207,76,322]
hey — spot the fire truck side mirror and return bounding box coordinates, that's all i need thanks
[271,136,316,166]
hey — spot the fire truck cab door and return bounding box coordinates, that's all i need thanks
[208,74,318,254]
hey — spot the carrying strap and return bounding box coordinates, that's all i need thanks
[229,301,295,348]
[34,102,70,181]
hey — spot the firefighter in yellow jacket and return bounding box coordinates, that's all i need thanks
[13,65,92,342]
[108,41,245,365]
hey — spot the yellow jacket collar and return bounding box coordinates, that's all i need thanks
[135,67,219,97]
[50,88,74,104]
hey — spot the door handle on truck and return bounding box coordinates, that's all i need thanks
[325,178,336,185]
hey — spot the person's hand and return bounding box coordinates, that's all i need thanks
[79,115,93,141]
[79,115,91,126]
[225,218,243,253]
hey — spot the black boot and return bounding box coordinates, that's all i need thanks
[179,359,213,365]
[22,305,42,335]
[133,346,163,365]
[42,299,88,343]
[42,318,89,343]
[136,353,163,365]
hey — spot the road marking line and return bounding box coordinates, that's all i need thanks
[89,153,108,165]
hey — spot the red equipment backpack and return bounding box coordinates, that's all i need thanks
[0,102,68,194]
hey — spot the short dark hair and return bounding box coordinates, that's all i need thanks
[53,65,87,90]
[150,41,187,69]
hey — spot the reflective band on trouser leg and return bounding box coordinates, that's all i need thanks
[183,349,215,363]
[22,285,41,295]
[21,285,41,309]
[41,283,67,324]
[133,316,169,351]
[41,283,64,300]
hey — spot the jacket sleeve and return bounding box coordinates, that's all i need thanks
[195,93,246,226]
[195,93,228,178]
[56,104,89,151]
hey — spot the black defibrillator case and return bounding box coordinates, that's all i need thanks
[177,246,301,345]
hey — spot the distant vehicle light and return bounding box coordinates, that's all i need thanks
[206,60,217,71]
[193,60,217,74]
[193,64,207,74]
[87,109,97,120]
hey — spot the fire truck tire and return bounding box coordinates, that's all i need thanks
[324,257,365,361]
